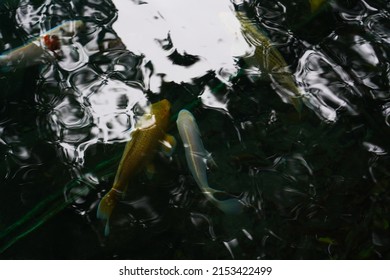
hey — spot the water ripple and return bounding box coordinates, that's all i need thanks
[1,0,390,259]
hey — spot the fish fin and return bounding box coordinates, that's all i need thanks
[97,189,119,236]
[207,189,244,214]
[215,198,244,215]
[205,150,218,169]
[291,96,302,113]
[145,163,156,180]
[159,133,177,157]
[104,220,111,236]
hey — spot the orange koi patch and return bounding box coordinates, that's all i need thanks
[43,34,61,52]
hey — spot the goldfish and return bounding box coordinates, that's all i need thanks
[235,10,303,112]
[0,20,83,68]
[176,109,244,214]
[97,99,174,235]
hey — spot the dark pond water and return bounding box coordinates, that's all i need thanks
[0,0,390,259]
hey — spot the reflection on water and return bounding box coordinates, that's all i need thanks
[0,0,390,259]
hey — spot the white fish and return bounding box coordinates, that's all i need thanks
[0,20,83,68]
[177,109,244,214]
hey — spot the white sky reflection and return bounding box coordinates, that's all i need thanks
[114,0,252,91]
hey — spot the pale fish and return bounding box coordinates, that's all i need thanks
[0,20,83,68]
[234,10,303,112]
[176,109,244,214]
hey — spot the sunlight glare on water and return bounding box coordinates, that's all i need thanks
[114,0,252,91]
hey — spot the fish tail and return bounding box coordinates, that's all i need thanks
[203,188,244,214]
[214,198,244,214]
[291,96,303,114]
[97,189,120,236]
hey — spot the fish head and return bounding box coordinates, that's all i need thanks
[176,109,201,137]
[177,109,196,127]
[151,99,171,122]
[177,109,195,122]
[136,99,170,129]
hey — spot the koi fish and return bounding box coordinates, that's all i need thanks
[235,10,303,112]
[97,99,174,235]
[176,109,244,214]
[43,34,61,52]
[0,20,83,68]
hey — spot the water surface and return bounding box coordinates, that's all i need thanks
[0,0,390,259]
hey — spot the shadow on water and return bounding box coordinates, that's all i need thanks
[0,0,390,259]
